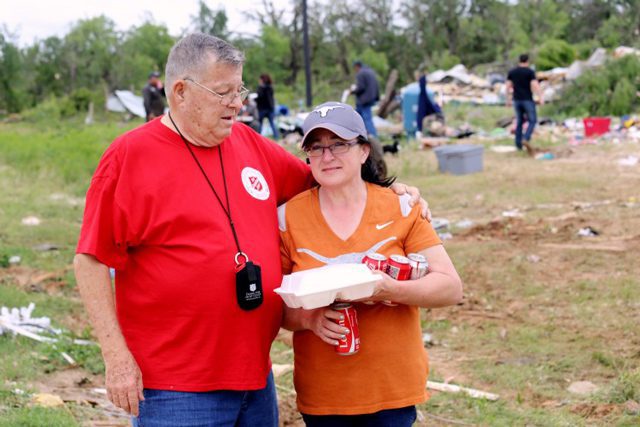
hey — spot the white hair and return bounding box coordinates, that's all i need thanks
[164,33,245,93]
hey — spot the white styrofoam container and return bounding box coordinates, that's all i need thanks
[274,263,381,309]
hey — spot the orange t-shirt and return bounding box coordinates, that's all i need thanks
[278,183,442,415]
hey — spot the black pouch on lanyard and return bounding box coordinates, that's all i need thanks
[236,260,263,310]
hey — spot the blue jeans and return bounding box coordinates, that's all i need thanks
[132,372,278,427]
[258,109,279,139]
[513,100,537,150]
[301,405,417,427]
[356,103,377,137]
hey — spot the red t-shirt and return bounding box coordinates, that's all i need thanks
[77,119,312,391]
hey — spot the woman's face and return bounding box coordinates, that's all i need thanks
[304,128,370,189]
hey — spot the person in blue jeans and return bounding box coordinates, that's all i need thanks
[506,54,544,155]
[351,61,380,138]
[132,372,278,427]
[256,73,280,139]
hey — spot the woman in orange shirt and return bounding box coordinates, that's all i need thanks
[279,101,463,426]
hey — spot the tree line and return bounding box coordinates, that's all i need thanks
[1,0,638,115]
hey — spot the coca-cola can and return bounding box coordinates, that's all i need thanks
[384,255,412,306]
[331,302,360,355]
[408,253,429,279]
[387,255,412,280]
[362,252,388,272]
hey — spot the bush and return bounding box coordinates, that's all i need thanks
[553,55,640,116]
[536,39,576,70]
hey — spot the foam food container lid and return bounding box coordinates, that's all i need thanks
[274,263,381,309]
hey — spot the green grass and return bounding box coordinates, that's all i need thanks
[0,406,78,427]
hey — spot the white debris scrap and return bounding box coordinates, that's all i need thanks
[21,216,41,226]
[0,303,54,336]
[0,303,94,345]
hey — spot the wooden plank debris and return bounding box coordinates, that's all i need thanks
[427,381,500,401]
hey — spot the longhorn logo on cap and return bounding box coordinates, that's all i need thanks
[314,105,344,117]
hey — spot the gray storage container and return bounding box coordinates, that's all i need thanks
[433,144,484,175]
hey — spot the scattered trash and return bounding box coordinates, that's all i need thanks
[21,216,41,226]
[455,219,474,229]
[622,196,638,208]
[60,351,76,365]
[439,232,453,240]
[502,209,524,218]
[31,393,65,408]
[489,145,517,153]
[624,400,640,415]
[8,255,21,266]
[431,218,450,231]
[535,152,555,160]
[526,254,541,263]
[499,328,508,340]
[567,381,599,396]
[618,155,638,166]
[32,243,60,252]
[0,303,94,345]
[422,332,433,345]
[577,226,599,237]
[427,381,500,401]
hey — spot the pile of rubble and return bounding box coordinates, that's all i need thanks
[422,46,640,106]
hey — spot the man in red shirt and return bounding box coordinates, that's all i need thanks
[74,33,428,426]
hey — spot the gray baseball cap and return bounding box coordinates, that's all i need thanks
[301,102,367,147]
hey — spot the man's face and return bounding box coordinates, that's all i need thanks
[175,61,244,147]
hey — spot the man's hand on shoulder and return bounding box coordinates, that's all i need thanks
[389,182,432,222]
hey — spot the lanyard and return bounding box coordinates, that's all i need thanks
[168,112,247,265]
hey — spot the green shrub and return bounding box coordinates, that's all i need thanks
[536,39,576,70]
[610,78,636,116]
[553,55,640,116]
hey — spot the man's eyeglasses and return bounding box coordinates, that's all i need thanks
[184,77,250,106]
[304,140,359,157]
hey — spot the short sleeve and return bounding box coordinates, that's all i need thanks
[279,231,294,276]
[260,137,313,204]
[404,204,442,254]
[76,148,130,269]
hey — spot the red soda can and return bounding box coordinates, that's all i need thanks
[383,255,412,306]
[387,255,412,280]
[362,253,387,305]
[362,252,388,272]
[408,253,429,279]
[331,302,360,355]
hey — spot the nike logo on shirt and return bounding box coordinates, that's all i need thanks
[376,221,394,230]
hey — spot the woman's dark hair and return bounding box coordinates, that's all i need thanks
[260,73,272,85]
[358,136,396,187]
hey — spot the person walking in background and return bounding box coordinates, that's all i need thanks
[351,60,380,138]
[142,71,165,122]
[239,94,260,133]
[256,73,279,139]
[415,69,444,138]
[506,54,544,155]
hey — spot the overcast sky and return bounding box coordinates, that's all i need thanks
[1,0,291,46]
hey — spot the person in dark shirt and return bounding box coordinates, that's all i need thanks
[506,54,544,155]
[256,73,279,139]
[351,61,380,138]
[142,71,166,122]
